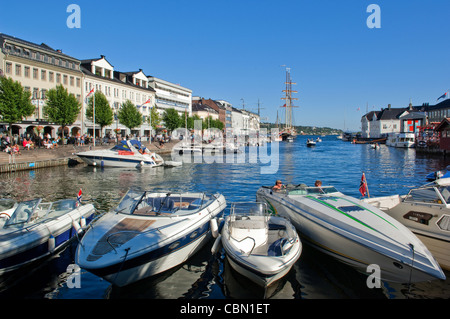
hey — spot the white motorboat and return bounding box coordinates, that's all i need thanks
[75,189,226,287]
[219,202,302,288]
[0,196,96,275]
[76,140,164,168]
[256,184,446,283]
[306,139,316,147]
[172,142,202,155]
[363,178,450,271]
[386,132,415,148]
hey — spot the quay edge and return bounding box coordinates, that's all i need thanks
[0,141,176,174]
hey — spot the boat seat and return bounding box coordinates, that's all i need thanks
[152,197,174,213]
[268,238,293,256]
[230,217,268,254]
[188,198,202,210]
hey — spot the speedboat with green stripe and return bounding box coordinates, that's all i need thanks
[256,183,445,284]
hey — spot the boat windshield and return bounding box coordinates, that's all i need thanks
[4,198,41,228]
[404,186,445,204]
[3,199,78,228]
[230,202,267,218]
[114,190,144,214]
[115,190,210,216]
[438,186,450,204]
[287,186,339,195]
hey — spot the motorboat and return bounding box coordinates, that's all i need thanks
[75,189,226,287]
[219,202,301,288]
[76,140,164,168]
[386,132,415,148]
[306,139,316,147]
[363,178,450,271]
[256,184,446,283]
[370,143,380,150]
[172,142,202,155]
[0,196,96,275]
[426,165,450,181]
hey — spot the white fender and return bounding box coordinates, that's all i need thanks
[80,216,86,228]
[210,218,219,238]
[211,234,222,254]
[48,235,55,253]
[72,220,82,234]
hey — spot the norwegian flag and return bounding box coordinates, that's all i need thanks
[84,88,95,103]
[359,173,369,197]
[77,189,82,204]
[86,88,95,98]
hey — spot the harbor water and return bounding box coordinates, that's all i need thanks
[1,135,450,299]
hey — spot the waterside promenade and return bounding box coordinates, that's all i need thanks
[0,141,178,173]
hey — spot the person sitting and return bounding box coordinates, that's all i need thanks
[43,139,53,149]
[23,138,31,150]
[12,144,21,155]
[314,180,325,193]
[52,138,59,148]
[272,180,284,191]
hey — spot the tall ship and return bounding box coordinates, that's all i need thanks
[280,67,298,141]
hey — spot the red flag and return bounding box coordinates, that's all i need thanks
[77,189,82,204]
[359,173,368,197]
[86,88,94,98]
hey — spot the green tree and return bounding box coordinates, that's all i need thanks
[162,108,182,132]
[187,114,202,130]
[0,76,34,137]
[118,100,143,132]
[43,85,81,140]
[86,91,113,137]
[148,106,161,132]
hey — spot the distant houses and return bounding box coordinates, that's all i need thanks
[361,99,450,153]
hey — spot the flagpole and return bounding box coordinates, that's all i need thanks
[93,92,96,147]
[364,173,370,198]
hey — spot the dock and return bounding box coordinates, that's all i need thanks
[0,141,177,174]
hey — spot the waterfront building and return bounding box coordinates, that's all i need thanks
[191,102,219,121]
[0,33,84,137]
[426,99,450,123]
[231,107,247,134]
[147,76,192,117]
[215,100,233,129]
[80,56,156,137]
[361,104,426,139]
[192,97,227,128]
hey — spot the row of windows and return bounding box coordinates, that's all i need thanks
[85,82,152,105]
[3,44,80,71]
[155,84,190,98]
[5,62,81,87]
[429,109,450,120]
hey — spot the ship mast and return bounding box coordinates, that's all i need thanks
[281,67,298,133]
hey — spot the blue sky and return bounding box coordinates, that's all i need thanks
[1,0,449,131]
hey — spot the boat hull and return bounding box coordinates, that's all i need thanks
[0,204,95,275]
[257,189,445,283]
[364,193,450,271]
[101,228,212,287]
[221,215,301,288]
[76,192,226,287]
[77,153,162,168]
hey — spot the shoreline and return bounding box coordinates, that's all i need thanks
[0,140,177,174]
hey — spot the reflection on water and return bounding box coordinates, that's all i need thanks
[1,136,450,299]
